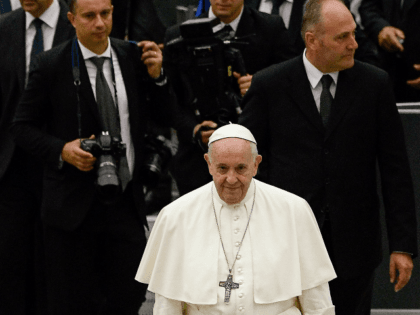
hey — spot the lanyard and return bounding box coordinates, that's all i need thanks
[71,37,121,139]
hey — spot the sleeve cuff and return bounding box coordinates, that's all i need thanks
[303,306,335,315]
[58,154,64,169]
[153,68,167,86]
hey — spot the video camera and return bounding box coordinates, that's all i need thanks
[165,18,252,137]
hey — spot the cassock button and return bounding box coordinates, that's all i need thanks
[238,268,243,274]
[237,254,241,260]
[238,293,244,298]
[235,241,241,247]
[239,280,244,285]
[239,306,244,311]
[234,229,239,234]
[234,216,239,221]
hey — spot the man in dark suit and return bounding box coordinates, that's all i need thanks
[359,0,420,102]
[165,0,296,195]
[0,1,74,314]
[240,0,417,313]
[245,0,379,65]
[10,0,175,313]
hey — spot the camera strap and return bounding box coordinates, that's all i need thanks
[71,37,122,140]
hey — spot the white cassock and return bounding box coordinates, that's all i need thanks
[136,179,337,314]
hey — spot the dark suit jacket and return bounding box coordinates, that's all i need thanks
[0,0,74,182]
[239,55,418,278]
[359,0,420,101]
[10,38,175,231]
[245,0,380,65]
[164,6,296,194]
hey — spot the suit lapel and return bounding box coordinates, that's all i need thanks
[73,43,102,125]
[110,39,142,138]
[325,66,358,139]
[52,1,74,47]
[15,10,27,91]
[235,7,256,38]
[111,40,137,117]
[287,57,324,134]
[402,0,417,16]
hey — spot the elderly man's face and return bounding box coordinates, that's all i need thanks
[20,0,53,17]
[313,1,358,72]
[210,0,244,24]
[205,138,262,205]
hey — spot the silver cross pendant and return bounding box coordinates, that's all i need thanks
[219,274,239,303]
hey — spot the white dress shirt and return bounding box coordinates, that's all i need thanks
[10,0,21,10]
[258,0,294,28]
[209,5,244,34]
[78,39,135,178]
[302,49,339,112]
[25,0,59,82]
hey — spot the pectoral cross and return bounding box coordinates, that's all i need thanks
[219,274,239,303]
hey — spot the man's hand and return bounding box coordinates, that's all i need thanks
[378,26,405,53]
[233,72,253,96]
[390,252,413,292]
[193,121,218,145]
[407,64,420,89]
[61,135,96,172]
[138,41,163,79]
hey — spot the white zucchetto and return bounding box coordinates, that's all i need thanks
[208,123,257,146]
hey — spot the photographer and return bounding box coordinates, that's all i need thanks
[10,0,176,313]
[359,0,420,102]
[165,0,297,195]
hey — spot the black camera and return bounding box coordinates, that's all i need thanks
[81,132,127,204]
[165,18,250,132]
[141,134,173,192]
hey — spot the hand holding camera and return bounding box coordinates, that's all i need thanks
[61,134,96,172]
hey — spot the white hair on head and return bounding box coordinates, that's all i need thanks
[208,141,258,163]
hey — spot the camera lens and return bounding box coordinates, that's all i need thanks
[96,155,121,203]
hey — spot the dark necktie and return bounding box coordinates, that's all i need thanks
[0,0,12,14]
[320,75,333,127]
[90,57,130,191]
[215,24,234,40]
[271,0,286,15]
[30,18,44,71]
[90,57,120,137]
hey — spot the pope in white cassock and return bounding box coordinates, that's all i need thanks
[136,124,337,314]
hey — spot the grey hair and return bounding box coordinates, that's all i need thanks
[207,141,258,163]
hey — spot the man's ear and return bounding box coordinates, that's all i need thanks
[253,155,262,176]
[67,11,76,28]
[204,153,213,175]
[204,153,210,166]
[305,31,318,51]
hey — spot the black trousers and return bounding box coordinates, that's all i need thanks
[322,218,375,315]
[0,154,46,315]
[44,184,148,315]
